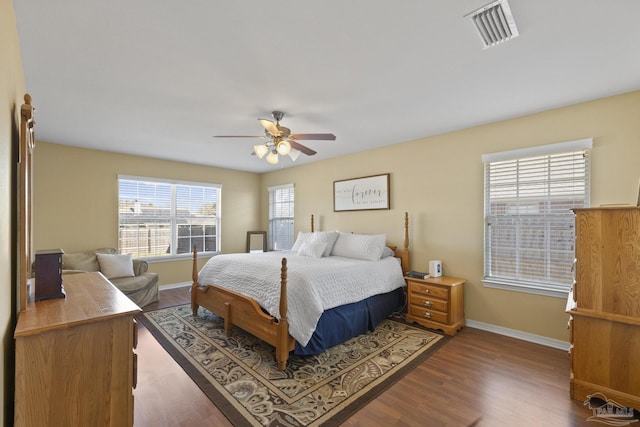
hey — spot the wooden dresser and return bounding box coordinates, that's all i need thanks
[14,272,142,427]
[405,276,465,335]
[568,207,640,409]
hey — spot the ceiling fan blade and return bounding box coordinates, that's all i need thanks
[259,119,281,136]
[289,140,317,156]
[290,133,336,141]
[214,135,266,138]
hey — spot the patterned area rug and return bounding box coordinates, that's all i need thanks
[139,304,446,427]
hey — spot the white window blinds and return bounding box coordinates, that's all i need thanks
[118,176,221,258]
[268,184,294,251]
[482,139,591,297]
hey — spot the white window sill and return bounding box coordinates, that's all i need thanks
[144,251,219,263]
[482,278,570,299]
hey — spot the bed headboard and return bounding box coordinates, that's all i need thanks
[309,212,410,274]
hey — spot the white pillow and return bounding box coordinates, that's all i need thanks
[291,231,338,257]
[291,231,313,252]
[97,253,135,279]
[297,241,327,258]
[381,246,395,258]
[312,231,339,257]
[331,233,387,261]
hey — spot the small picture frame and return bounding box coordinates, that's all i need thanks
[333,173,390,212]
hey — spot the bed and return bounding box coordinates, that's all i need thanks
[190,212,410,370]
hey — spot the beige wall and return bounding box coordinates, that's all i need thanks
[28,89,640,343]
[261,90,640,342]
[33,143,261,285]
[1,0,26,423]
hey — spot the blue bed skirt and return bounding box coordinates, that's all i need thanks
[294,287,405,356]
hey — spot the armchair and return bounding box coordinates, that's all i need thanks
[61,248,159,307]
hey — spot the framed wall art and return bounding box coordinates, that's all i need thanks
[333,173,390,212]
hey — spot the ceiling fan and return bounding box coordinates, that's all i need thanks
[215,111,336,164]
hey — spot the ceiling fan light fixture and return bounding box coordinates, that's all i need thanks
[266,151,279,165]
[276,140,291,155]
[217,110,334,165]
[254,144,269,159]
[288,148,301,162]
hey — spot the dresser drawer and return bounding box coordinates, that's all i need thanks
[408,281,449,300]
[408,305,448,324]
[408,294,448,313]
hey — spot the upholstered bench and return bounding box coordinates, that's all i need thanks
[61,248,159,307]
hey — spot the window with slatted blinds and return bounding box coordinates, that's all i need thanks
[268,184,294,250]
[118,176,221,259]
[482,139,592,297]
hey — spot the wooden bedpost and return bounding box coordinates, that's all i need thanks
[191,245,199,316]
[403,211,409,251]
[311,214,314,232]
[276,257,289,371]
[394,212,410,274]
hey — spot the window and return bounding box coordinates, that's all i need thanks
[482,139,592,297]
[118,176,221,259]
[268,184,294,250]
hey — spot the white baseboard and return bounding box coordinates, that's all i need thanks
[466,319,571,351]
[159,281,192,290]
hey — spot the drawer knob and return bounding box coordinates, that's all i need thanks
[423,300,432,307]
[424,289,429,293]
[424,311,432,319]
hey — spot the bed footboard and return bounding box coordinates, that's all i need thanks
[191,247,295,370]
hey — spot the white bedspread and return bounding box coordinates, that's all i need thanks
[197,251,405,346]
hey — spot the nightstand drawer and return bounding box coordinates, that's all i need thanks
[408,305,448,324]
[407,281,449,300]
[408,294,448,312]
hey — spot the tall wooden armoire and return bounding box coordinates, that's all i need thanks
[568,207,640,409]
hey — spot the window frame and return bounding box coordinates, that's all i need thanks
[481,139,592,298]
[118,175,221,261]
[268,183,295,251]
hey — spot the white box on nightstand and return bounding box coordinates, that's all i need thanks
[429,260,442,277]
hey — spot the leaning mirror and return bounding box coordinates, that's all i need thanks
[246,231,267,253]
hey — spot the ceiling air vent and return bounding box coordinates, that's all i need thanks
[466,0,519,48]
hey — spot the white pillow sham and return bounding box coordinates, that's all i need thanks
[297,241,327,258]
[381,246,394,258]
[330,233,387,261]
[97,253,135,279]
[312,231,339,257]
[290,231,339,257]
[291,231,313,252]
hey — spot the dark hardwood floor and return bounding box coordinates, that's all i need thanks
[134,287,595,426]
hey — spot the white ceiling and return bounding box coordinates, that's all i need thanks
[14,0,640,173]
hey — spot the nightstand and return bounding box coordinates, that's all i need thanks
[405,276,465,335]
